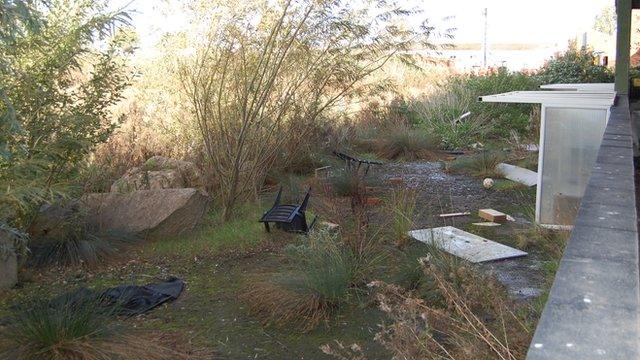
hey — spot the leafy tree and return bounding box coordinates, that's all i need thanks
[181,0,446,220]
[0,0,133,227]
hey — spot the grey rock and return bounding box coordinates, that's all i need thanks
[111,156,203,193]
[83,188,210,240]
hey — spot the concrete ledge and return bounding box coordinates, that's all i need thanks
[527,97,640,359]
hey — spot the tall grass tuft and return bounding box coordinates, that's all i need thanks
[29,229,138,267]
[447,151,505,178]
[387,187,417,248]
[242,229,355,331]
[0,295,174,359]
[378,125,439,160]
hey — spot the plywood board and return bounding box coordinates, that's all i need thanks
[478,209,507,223]
[408,226,527,263]
[496,163,537,187]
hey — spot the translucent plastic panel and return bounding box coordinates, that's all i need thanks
[538,107,608,225]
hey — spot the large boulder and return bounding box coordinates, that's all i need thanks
[83,188,210,240]
[0,231,17,289]
[111,156,203,193]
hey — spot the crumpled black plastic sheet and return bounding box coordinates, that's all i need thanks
[54,277,185,316]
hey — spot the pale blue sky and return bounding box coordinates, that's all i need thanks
[113,0,614,51]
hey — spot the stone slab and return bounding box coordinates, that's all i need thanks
[408,226,527,263]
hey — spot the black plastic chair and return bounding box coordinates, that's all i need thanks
[259,187,316,234]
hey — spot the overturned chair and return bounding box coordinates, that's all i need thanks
[259,187,316,234]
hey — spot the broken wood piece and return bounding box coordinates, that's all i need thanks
[472,222,501,227]
[314,165,332,179]
[408,226,527,263]
[439,211,471,218]
[478,209,507,223]
[496,163,537,187]
[388,177,404,186]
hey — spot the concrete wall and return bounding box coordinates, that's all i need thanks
[526,97,639,359]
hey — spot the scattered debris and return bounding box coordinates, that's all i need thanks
[472,222,501,227]
[314,165,332,179]
[496,163,537,187]
[388,177,404,186]
[482,178,494,189]
[478,208,507,223]
[319,221,340,233]
[438,211,471,218]
[365,197,383,206]
[453,111,471,124]
[408,226,527,263]
[506,215,516,222]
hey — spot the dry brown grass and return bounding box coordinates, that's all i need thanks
[241,276,333,332]
[372,254,533,359]
[1,332,189,360]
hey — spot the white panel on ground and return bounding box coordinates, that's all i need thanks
[408,226,527,263]
[496,163,537,187]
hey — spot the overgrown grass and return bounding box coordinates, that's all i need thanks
[374,247,532,359]
[413,67,540,149]
[242,229,356,331]
[447,151,505,178]
[377,125,439,160]
[329,169,365,197]
[0,295,173,359]
[146,209,265,258]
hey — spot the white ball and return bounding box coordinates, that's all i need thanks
[483,178,494,189]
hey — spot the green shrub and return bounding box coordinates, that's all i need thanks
[537,45,614,84]
[447,151,505,178]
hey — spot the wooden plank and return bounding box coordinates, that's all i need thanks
[439,211,471,218]
[472,222,501,227]
[478,209,507,223]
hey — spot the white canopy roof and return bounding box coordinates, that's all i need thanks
[539,83,615,92]
[478,90,616,107]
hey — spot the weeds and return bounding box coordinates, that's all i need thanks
[329,169,364,198]
[373,251,532,359]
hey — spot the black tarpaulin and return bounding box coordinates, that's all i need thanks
[55,277,185,316]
